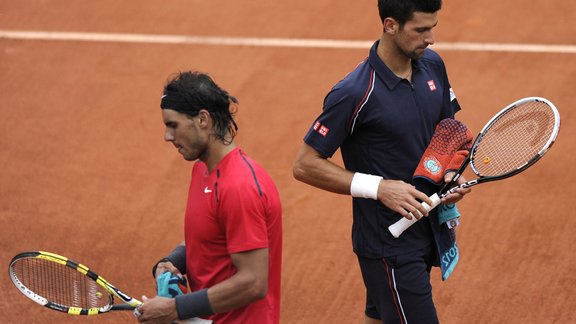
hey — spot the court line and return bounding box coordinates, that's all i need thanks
[1,30,575,54]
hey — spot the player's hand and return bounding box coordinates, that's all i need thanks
[377,180,433,220]
[441,172,472,204]
[135,296,179,323]
[155,261,183,279]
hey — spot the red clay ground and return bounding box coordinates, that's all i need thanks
[1,1,575,323]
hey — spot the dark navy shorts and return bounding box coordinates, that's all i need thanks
[357,245,439,324]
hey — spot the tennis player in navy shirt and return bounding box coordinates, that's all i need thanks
[293,0,471,323]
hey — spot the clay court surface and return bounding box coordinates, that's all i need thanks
[1,1,575,323]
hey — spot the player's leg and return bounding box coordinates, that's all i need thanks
[357,246,439,324]
[363,291,384,323]
[385,247,438,324]
[364,315,382,324]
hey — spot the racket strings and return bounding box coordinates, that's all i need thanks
[471,101,556,176]
[11,258,111,309]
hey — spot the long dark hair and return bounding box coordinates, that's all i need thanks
[161,71,238,144]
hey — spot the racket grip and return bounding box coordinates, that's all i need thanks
[388,193,441,238]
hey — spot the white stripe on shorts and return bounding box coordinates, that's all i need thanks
[391,269,409,324]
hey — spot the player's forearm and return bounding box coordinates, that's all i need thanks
[176,248,269,318]
[293,160,353,195]
[204,269,267,314]
[172,261,264,320]
[293,143,353,195]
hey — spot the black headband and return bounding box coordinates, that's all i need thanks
[160,89,198,114]
[160,88,239,116]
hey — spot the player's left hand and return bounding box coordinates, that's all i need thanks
[154,260,183,279]
[441,172,471,204]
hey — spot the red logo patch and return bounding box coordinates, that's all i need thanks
[319,125,329,136]
[313,121,321,131]
[427,80,437,91]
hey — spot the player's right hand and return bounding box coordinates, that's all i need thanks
[377,180,433,220]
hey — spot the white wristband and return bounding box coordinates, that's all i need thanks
[350,172,382,200]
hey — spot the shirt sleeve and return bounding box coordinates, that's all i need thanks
[218,182,269,254]
[303,80,365,158]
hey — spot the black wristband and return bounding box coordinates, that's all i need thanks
[165,245,187,274]
[151,245,187,278]
[175,289,214,320]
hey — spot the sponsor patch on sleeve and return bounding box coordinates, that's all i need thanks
[313,121,321,131]
[312,121,330,137]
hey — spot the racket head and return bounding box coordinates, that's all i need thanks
[9,251,139,315]
[469,97,560,180]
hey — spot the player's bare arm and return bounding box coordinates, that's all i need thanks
[294,143,433,219]
[293,143,354,194]
[139,248,268,322]
[207,248,269,313]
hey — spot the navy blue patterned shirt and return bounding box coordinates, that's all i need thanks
[304,40,461,258]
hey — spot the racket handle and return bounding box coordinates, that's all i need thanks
[388,193,441,238]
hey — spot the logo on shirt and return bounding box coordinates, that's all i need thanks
[427,80,437,91]
[204,186,212,193]
[313,121,329,137]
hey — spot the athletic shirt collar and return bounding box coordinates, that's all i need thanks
[368,40,420,90]
[201,147,241,177]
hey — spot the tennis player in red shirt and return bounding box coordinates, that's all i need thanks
[136,71,282,324]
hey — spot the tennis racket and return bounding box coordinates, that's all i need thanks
[9,251,212,323]
[388,96,560,238]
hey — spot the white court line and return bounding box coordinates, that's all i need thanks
[1,30,575,54]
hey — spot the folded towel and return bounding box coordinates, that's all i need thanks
[412,118,472,281]
[156,272,188,298]
[437,204,460,280]
[413,119,473,185]
[438,203,460,229]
